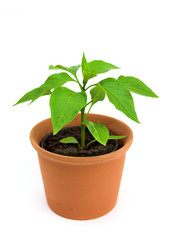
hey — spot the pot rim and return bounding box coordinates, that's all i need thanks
[30,113,133,165]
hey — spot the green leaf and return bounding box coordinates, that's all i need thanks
[100,78,140,123]
[86,135,126,147]
[90,84,105,105]
[85,121,109,146]
[50,87,87,134]
[43,72,74,89]
[118,75,159,98]
[43,90,52,95]
[49,64,80,78]
[81,53,119,84]
[13,87,51,106]
[108,135,126,139]
[14,72,74,105]
[88,60,119,74]
[82,53,96,84]
[60,137,80,148]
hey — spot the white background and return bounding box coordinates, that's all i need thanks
[0,0,170,239]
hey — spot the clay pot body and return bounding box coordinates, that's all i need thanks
[30,114,133,220]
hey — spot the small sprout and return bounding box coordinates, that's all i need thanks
[86,135,126,148]
[59,137,80,149]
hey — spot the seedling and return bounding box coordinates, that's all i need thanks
[14,53,158,150]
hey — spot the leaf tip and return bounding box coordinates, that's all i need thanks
[52,129,58,135]
[53,132,56,136]
[52,125,61,136]
[118,135,127,139]
[82,52,88,62]
[49,65,54,70]
[134,115,140,124]
[147,91,159,98]
[133,116,140,124]
[154,93,159,98]
[12,102,17,107]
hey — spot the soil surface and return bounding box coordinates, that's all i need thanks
[41,126,119,157]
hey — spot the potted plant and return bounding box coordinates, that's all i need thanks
[14,53,158,220]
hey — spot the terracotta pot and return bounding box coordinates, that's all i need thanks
[30,113,133,220]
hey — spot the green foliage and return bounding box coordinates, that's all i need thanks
[90,84,105,105]
[85,121,109,146]
[14,53,158,150]
[100,78,140,123]
[117,76,159,98]
[86,135,126,148]
[14,73,74,105]
[81,53,119,84]
[49,64,80,78]
[82,53,97,84]
[50,87,87,134]
[60,137,80,148]
[108,135,126,140]
[88,60,119,74]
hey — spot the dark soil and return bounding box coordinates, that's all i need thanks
[41,126,119,157]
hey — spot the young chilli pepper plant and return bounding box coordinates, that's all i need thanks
[14,53,158,150]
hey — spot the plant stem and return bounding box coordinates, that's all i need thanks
[86,139,96,147]
[85,83,97,91]
[80,107,85,149]
[84,99,93,107]
[84,91,104,108]
[75,76,83,91]
[85,103,93,121]
[80,80,87,150]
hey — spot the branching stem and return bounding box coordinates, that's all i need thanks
[85,103,93,121]
[75,76,83,91]
[85,84,97,91]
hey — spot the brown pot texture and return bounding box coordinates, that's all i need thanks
[30,113,133,220]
